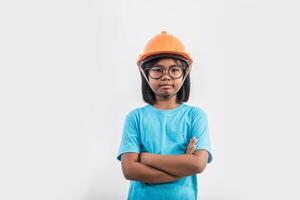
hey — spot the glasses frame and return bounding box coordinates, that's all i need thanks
[144,65,185,80]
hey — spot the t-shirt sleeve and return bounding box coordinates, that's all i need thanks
[116,111,141,161]
[191,107,213,164]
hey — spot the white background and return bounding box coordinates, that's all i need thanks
[0,0,299,199]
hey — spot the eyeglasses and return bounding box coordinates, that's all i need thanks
[144,65,185,79]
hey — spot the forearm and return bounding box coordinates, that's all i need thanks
[141,154,201,177]
[125,161,182,184]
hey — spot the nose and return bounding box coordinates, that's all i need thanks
[161,69,171,81]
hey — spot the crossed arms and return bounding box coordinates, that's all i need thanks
[120,137,209,184]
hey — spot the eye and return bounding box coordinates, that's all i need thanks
[170,66,182,72]
[150,67,162,72]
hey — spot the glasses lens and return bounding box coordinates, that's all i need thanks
[149,67,162,79]
[169,66,183,79]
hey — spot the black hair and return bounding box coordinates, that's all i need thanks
[140,56,190,105]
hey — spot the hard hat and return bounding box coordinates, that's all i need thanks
[137,31,193,66]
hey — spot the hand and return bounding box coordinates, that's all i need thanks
[140,152,151,164]
[186,137,198,154]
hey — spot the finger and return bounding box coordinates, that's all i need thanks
[186,137,198,153]
[189,137,197,145]
[187,142,197,153]
[188,145,196,154]
[186,138,193,149]
[192,137,198,144]
[186,138,196,150]
[186,143,194,154]
[192,144,197,152]
[186,144,192,153]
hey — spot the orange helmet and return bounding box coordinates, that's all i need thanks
[137,31,193,66]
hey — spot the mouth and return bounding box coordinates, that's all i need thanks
[159,84,173,89]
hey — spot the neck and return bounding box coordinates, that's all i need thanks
[153,95,181,110]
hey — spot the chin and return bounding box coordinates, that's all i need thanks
[160,92,174,98]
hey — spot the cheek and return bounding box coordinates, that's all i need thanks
[174,79,183,87]
[149,79,160,88]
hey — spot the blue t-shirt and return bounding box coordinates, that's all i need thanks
[117,103,213,200]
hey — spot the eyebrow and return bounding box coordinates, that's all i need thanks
[152,64,182,69]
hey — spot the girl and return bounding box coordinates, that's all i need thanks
[117,31,213,200]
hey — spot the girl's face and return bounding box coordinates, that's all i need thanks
[148,58,184,98]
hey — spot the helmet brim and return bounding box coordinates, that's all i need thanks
[139,53,190,68]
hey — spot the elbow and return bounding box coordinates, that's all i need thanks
[122,164,137,181]
[122,167,135,180]
[121,153,140,181]
[194,157,207,174]
[123,171,133,180]
[195,165,206,174]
